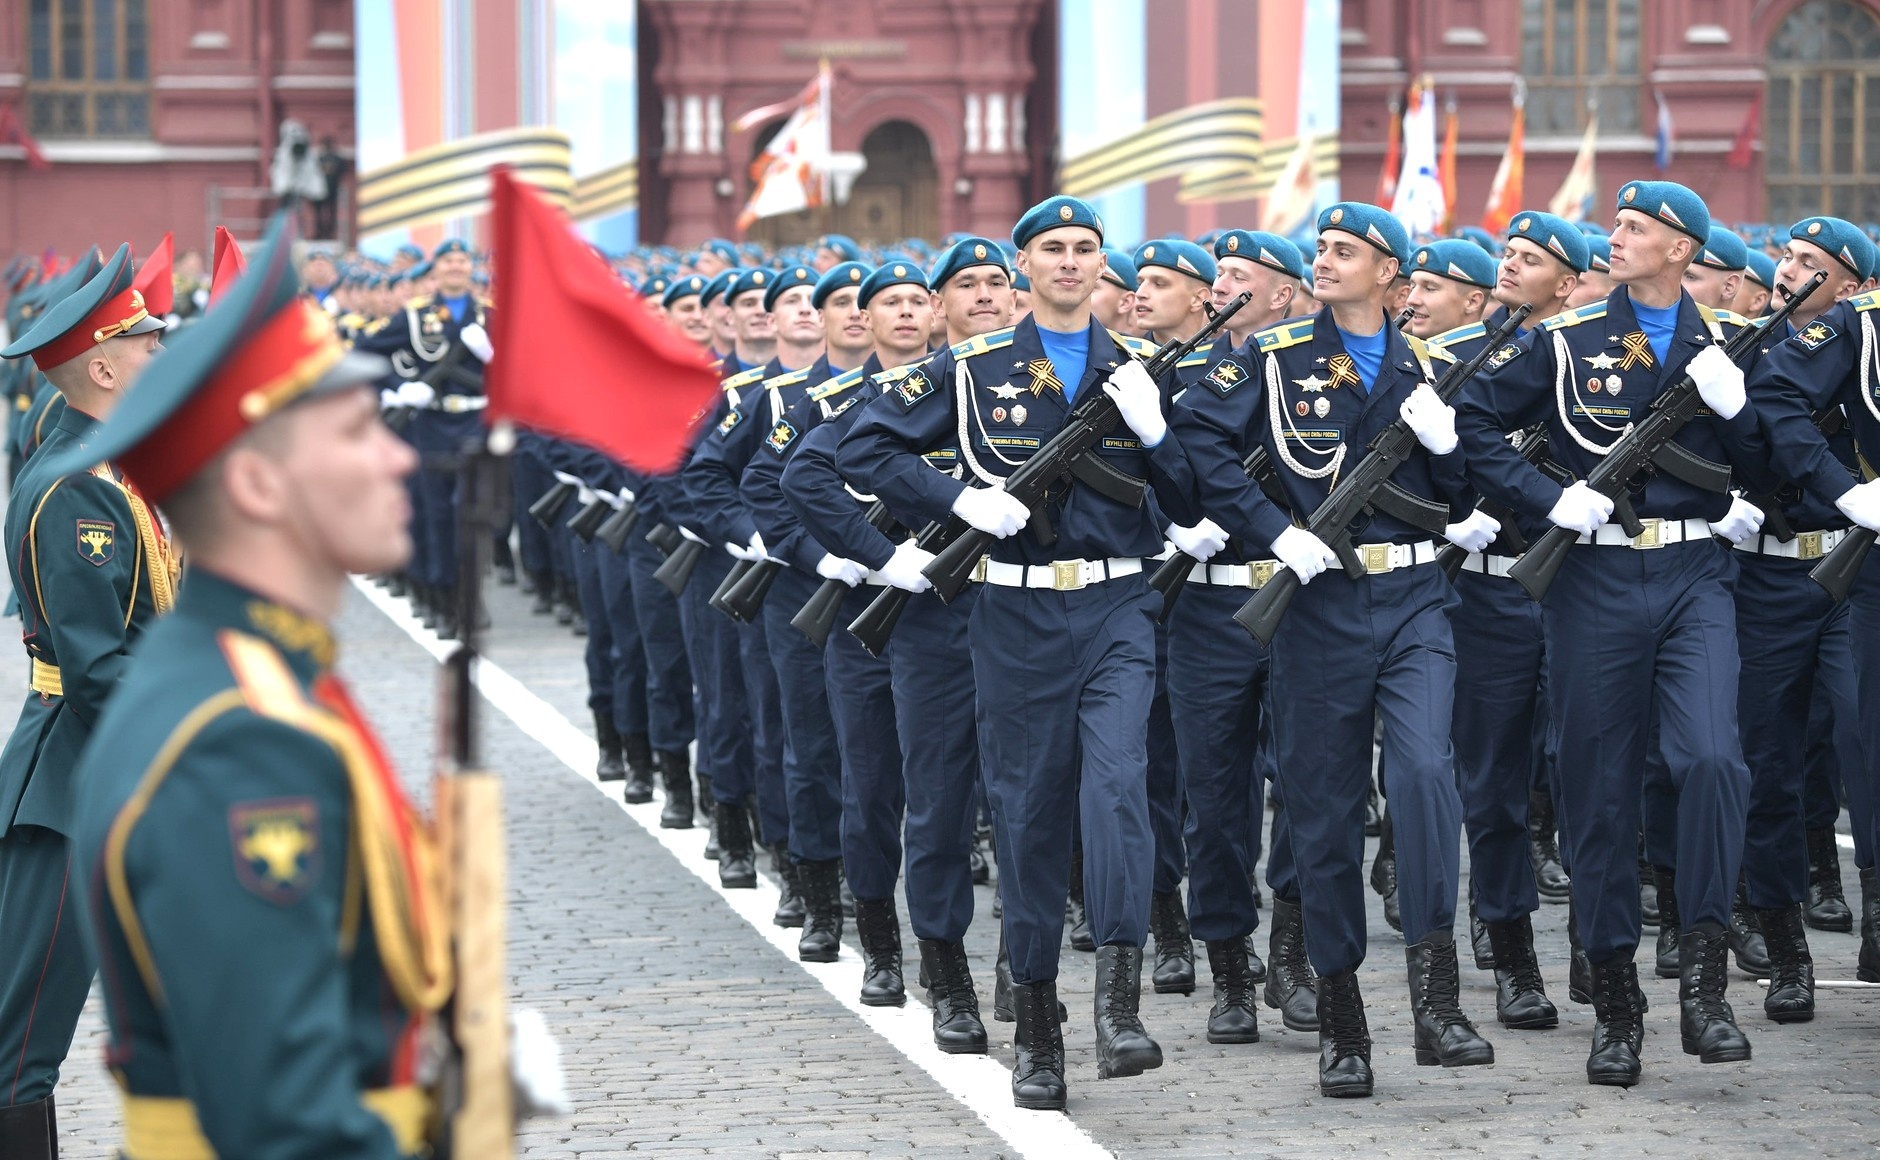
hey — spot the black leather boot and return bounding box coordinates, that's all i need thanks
[556,575,579,627]
[594,710,626,781]
[1406,930,1495,1066]
[1654,864,1682,978]
[991,928,1067,1023]
[696,769,714,827]
[0,1095,55,1160]
[1640,857,1661,928]
[1011,982,1068,1111]
[1363,784,1381,837]
[493,538,518,585]
[1469,900,1495,970]
[1203,939,1260,1044]
[1529,790,1571,900]
[770,843,805,928]
[1861,867,1880,983]
[1728,879,1771,976]
[1757,904,1815,1024]
[1315,968,1373,1098]
[1370,808,1400,932]
[527,570,556,615]
[854,897,906,1007]
[917,938,988,1053]
[1567,892,1592,1003]
[969,823,992,885]
[1093,945,1164,1079]
[1586,957,1644,1087]
[1680,921,1752,1063]
[1263,895,1319,1031]
[1485,915,1558,1029]
[797,858,843,963]
[1067,845,1094,952]
[1805,827,1853,932]
[621,732,654,803]
[1150,891,1196,995]
[656,748,693,829]
[714,799,757,889]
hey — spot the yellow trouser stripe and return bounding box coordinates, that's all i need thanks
[121,1085,429,1158]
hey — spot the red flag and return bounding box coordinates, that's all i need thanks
[1727,91,1762,170]
[134,231,174,316]
[210,227,245,303]
[0,104,50,170]
[485,168,719,473]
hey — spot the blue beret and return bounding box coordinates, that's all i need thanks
[1455,225,1500,255]
[816,234,861,262]
[700,268,744,309]
[396,244,424,261]
[723,267,776,307]
[699,238,740,267]
[1099,248,1139,291]
[1013,195,1104,249]
[930,237,1010,291]
[1616,180,1710,243]
[942,232,972,248]
[859,260,927,308]
[1508,210,1591,273]
[432,238,472,260]
[1012,270,1032,293]
[1410,240,1496,289]
[762,264,819,312]
[1215,230,1307,280]
[1583,235,1612,273]
[1742,250,1778,291]
[1317,202,1410,265]
[1194,230,1222,249]
[1132,238,1217,286]
[1697,227,1750,272]
[408,260,433,280]
[662,274,708,309]
[739,242,765,263]
[1791,216,1878,282]
[813,261,871,308]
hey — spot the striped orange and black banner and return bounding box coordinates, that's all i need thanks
[1060,98,1265,201]
[356,127,574,237]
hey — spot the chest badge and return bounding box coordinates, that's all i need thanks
[1606,375,1623,396]
[1618,331,1655,371]
[1326,354,1361,391]
[1293,373,1330,393]
[1295,400,1311,417]
[990,383,1023,399]
[1011,404,1028,425]
[1313,397,1331,418]
[992,406,1007,422]
[1024,358,1064,397]
[1582,352,1621,370]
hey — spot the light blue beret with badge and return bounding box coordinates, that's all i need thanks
[700,267,743,309]
[859,260,926,308]
[725,267,777,308]
[432,238,472,260]
[1583,235,1611,273]
[1743,250,1777,291]
[1410,239,1496,289]
[1791,216,1877,281]
[1616,179,1710,243]
[1697,227,1749,272]
[1214,230,1307,281]
[663,274,708,309]
[813,261,871,308]
[1456,225,1500,255]
[1316,202,1410,266]
[930,237,1010,290]
[1508,210,1590,273]
[699,238,740,267]
[1133,238,1217,286]
[1013,195,1104,249]
[817,234,862,262]
[1100,247,1139,292]
[761,264,819,312]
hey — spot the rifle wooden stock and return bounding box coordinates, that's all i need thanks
[527,480,576,529]
[595,502,641,553]
[1812,525,1876,602]
[653,537,707,595]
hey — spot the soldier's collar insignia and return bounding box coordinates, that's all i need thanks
[245,600,337,670]
[230,798,322,904]
[76,519,115,566]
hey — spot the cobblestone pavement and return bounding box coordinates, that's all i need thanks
[17,568,1880,1158]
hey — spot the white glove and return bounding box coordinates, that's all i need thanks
[748,531,770,561]
[397,380,436,409]
[1102,360,1168,447]
[1399,383,1459,456]
[951,485,1030,538]
[380,388,400,409]
[1708,495,1765,545]
[1443,509,1503,553]
[726,531,769,562]
[1835,479,1880,532]
[678,525,709,545]
[1689,345,1746,420]
[877,541,935,592]
[815,553,869,587]
[459,321,494,363]
[1166,518,1229,562]
[1547,480,1617,537]
[1271,525,1338,585]
[508,1008,571,1117]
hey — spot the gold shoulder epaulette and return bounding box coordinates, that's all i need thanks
[1539,300,1609,331]
[362,317,391,336]
[1851,288,1880,313]
[722,365,771,392]
[1255,318,1315,352]
[950,326,1016,358]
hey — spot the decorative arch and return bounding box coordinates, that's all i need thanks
[1764,0,1880,222]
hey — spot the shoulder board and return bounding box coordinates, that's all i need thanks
[1851,288,1880,312]
[405,295,434,312]
[1539,301,1608,331]
[338,312,364,327]
[809,367,867,401]
[1175,349,1211,368]
[218,630,313,723]
[1405,333,1434,363]
[722,366,770,392]
[361,317,390,336]
[1110,332,1157,357]
[1254,318,1315,352]
[1427,319,1487,350]
[1710,309,1751,329]
[762,366,814,391]
[950,326,1016,358]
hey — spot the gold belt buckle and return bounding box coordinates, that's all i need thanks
[1361,543,1392,574]
[970,556,988,583]
[1249,560,1277,589]
[1052,560,1088,591]
[1632,518,1664,549]
[1795,531,1824,560]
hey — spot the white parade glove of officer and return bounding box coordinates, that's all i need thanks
[1101,361,1167,447]
[397,380,436,409]
[1688,345,1747,420]
[1271,525,1338,584]
[1166,518,1229,562]
[1443,509,1503,554]
[459,321,494,363]
[1835,478,1880,531]
[1708,494,1765,545]
[1547,481,1616,537]
[877,541,935,592]
[678,525,709,545]
[727,530,768,562]
[951,485,1030,538]
[1399,383,1459,455]
[380,388,400,409]
[815,553,869,587]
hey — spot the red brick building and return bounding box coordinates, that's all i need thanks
[0,0,356,257]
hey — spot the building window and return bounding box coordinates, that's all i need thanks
[25,0,150,139]
[1520,0,1643,135]
[1766,0,1880,223]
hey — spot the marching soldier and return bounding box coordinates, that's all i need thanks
[1403,240,1493,340]
[0,245,171,1158]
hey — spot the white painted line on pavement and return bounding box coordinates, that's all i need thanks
[352,577,1117,1160]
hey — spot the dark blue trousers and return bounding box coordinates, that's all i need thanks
[740,599,791,847]
[763,569,842,863]
[403,411,445,588]
[888,589,981,942]
[509,441,555,577]
[422,410,481,592]
[1845,550,1880,876]
[1738,552,1860,908]
[826,584,906,901]
[0,829,89,1105]
[1147,620,1186,896]
[1543,541,1751,963]
[594,540,650,735]
[1270,564,1462,977]
[1168,582,1269,942]
[1802,683,1844,833]
[680,551,754,802]
[1450,569,1544,923]
[973,577,1158,986]
[572,535,616,716]
[625,534,696,751]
